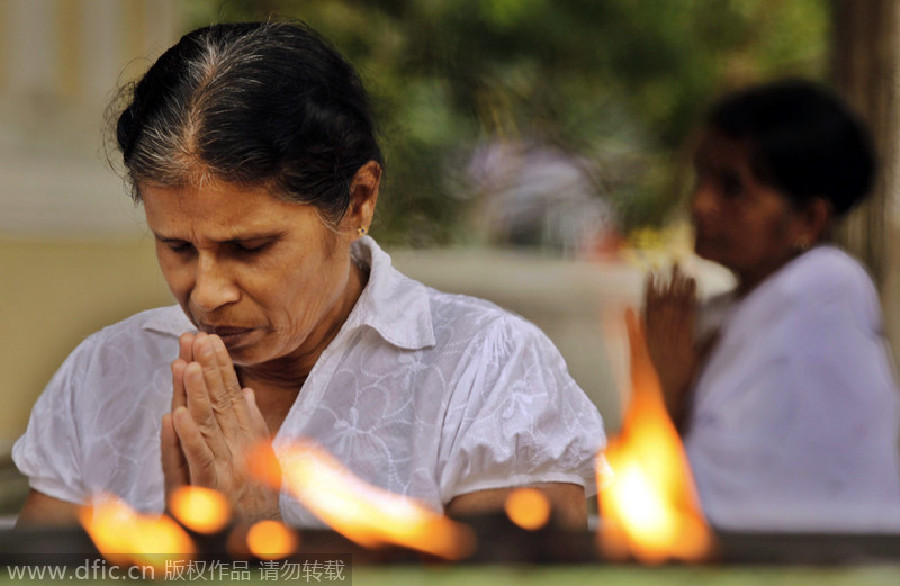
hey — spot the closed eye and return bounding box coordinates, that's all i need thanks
[719,171,743,199]
[160,239,195,254]
[228,239,274,255]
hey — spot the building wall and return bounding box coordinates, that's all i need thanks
[0,0,180,449]
[0,0,179,238]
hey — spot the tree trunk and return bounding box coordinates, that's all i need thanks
[831,0,900,361]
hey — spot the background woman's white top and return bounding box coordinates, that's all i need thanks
[686,246,900,530]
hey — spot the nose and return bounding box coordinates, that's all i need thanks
[191,254,240,312]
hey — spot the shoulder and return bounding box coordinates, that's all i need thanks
[361,239,566,367]
[93,305,191,337]
[86,305,190,348]
[729,246,878,332]
[776,246,874,301]
[420,289,583,408]
[35,306,185,438]
[363,238,547,350]
[425,287,553,354]
[57,305,190,380]
[716,247,884,370]
[426,286,521,327]
[777,246,881,329]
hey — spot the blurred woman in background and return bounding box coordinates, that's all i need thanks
[645,80,900,528]
[13,21,604,527]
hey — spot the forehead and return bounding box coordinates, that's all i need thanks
[694,131,753,170]
[140,180,319,237]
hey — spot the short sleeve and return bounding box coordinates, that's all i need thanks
[11,338,92,505]
[438,315,606,503]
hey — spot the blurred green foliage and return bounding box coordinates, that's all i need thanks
[183,0,829,247]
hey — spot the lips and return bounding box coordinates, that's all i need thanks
[196,324,257,348]
[205,326,254,337]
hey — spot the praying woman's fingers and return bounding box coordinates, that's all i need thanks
[171,359,188,412]
[172,406,218,488]
[193,334,252,442]
[183,361,231,462]
[179,332,194,362]
[171,332,195,411]
[161,413,189,495]
[210,335,255,433]
[193,334,235,411]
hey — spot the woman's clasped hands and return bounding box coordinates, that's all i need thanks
[161,332,281,522]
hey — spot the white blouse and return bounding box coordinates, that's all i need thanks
[686,246,900,530]
[13,237,606,525]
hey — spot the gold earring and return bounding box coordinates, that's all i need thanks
[358,226,368,236]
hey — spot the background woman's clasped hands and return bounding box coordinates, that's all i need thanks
[161,332,280,522]
[643,264,714,430]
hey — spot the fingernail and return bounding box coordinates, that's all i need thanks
[185,362,202,378]
[193,332,209,353]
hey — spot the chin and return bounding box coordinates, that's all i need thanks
[225,344,263,367]
[694,237,725,265]
[229,341,291,368]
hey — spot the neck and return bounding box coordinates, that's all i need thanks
[735,248,809,298]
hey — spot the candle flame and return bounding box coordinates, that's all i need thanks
[505,488,551,531]
[81,494,195,570]
[597,309,713,563]
[250,440,474,560]
[168,486,231,534]
[246,520,298,560]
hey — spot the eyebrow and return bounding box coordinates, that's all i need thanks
[152,231,287,243]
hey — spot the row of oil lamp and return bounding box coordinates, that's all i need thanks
[79,452,564,570]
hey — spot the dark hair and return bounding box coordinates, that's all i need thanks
[706,79,875,217]
[113,21,383,225]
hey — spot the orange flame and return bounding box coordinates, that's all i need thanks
[246,520,298,560]
[81,494,196,570]
[168,486,231,534]
[251,440,474,560]
[597,310,713,564]
[505,488,551,531]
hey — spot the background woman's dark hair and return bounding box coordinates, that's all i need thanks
[706,79,875,217]
[113,21,383,226]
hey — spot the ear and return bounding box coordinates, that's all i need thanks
[793,197,833,248]
[345,161,381,239]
